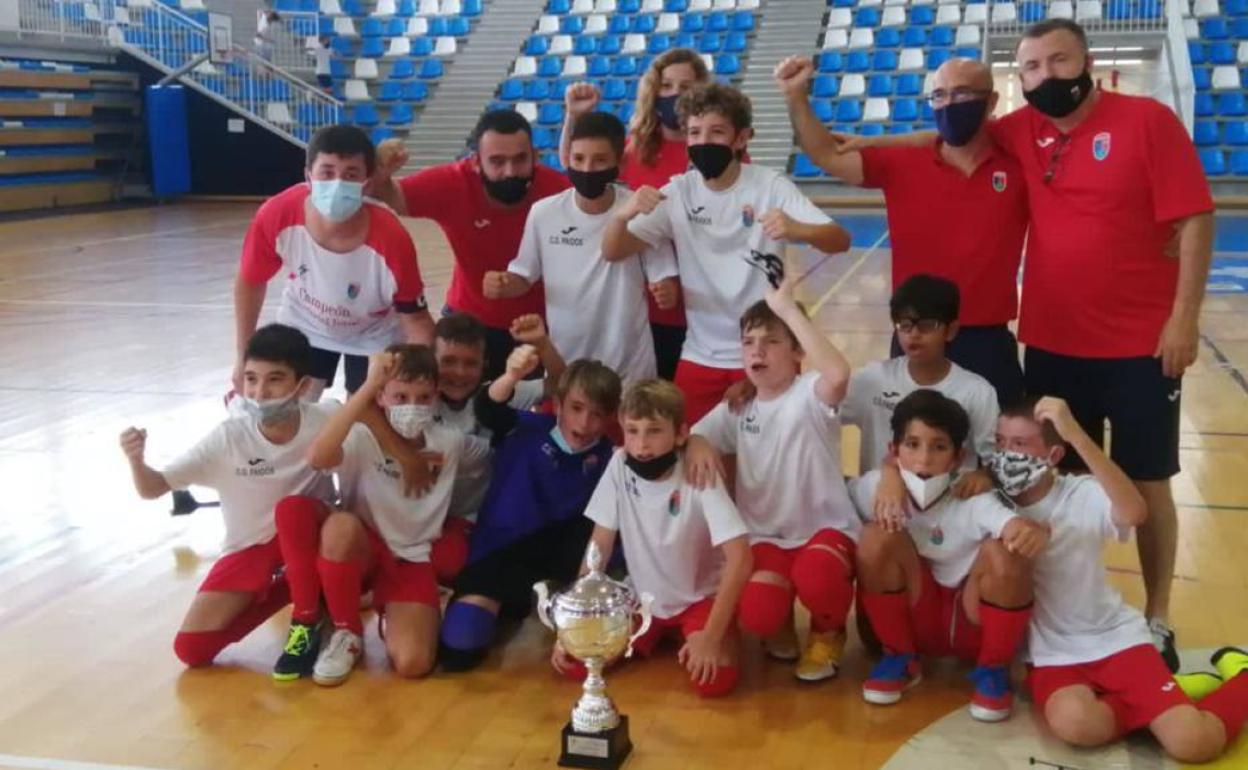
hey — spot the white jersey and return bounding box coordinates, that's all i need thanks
[693,371,860,548]
[1017,474,1151,667]
[335,423,489,561]
[162,403,337,555]
[585,452,749,619]
[840,357,999,473]
[627,164,834,369]
[510,187,677,384]
[434,380,544,521]
[850,470,1016,587]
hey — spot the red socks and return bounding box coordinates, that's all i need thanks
[172,580,292,667]
[791,547,854,633]
[860,590,916,655]
[977,601,1032,668]
[318,555,364,635]
[275,495,325,624]
[737,581,793,638]
[1200,672,1248,742]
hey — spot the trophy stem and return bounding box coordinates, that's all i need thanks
[571,657,620,734]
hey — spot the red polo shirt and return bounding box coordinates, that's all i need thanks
[620,137,689,328]
[989,92,1213,359]
[399,158,570,329]
[860,140,1028,327]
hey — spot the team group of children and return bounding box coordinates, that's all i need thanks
[118,69,1248,764]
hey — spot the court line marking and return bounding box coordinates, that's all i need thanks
[809,230,890,316]
[0,753,170,770]
[0,216,254,261]
[1201,334,1248,397]
[0,299,234,310]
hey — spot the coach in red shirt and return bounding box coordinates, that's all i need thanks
[777,55,1028,408]
[371,110,570,378]
[999,20,1213,671]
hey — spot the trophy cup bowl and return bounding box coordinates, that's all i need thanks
[535,542,652,769]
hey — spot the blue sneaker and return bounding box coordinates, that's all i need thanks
[968,665,1013,722]
[863,652,921,705]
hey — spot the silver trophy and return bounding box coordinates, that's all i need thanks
[534,541,653,769]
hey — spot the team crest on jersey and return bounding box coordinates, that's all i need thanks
[346,282,360,300]
[686,206,711,226]
[549,225,584,247]
[235,457,275,477]
[741,204,755,228]
[1092,132,1111,161]
[668,489,681,516]
[742,411,760,435]
[930,525,944,546]
[872,390,901,411]
[992,171,1007,193]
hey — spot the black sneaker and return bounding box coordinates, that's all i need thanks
[273,619,323,681]
[1149,618,1179,673]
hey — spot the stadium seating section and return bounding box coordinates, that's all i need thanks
[1188,0,1248,177]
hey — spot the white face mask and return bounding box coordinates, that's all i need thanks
[900,469,952,511]
[236,390,302,426]
[987,450,1052,497]
[387,403,435,439]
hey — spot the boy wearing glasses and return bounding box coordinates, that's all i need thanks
[840,275,998,491]
[774,56,1027,409]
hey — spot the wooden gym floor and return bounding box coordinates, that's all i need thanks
[0,202,1245,770]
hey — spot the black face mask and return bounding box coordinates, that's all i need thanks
[933,98,989,147]
[655,94,681,131]
[1023,70,1094,119]
[567,166,619,200]
[625,450,680,481]
[687,143,735,181]
[481,170,532,205]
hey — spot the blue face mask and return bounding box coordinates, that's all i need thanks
[933,98,989,148]
[655,94,681,131]
[549,426,590,455]
[309,179,364,222]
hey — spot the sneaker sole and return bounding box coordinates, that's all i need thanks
[272,671,305,682]
[795,665,839,683]
[766,650,799,663]
[313,671,351,687]
[969,703,1012,723]
[863,673,922,705]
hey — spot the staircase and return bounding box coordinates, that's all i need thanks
[737,0,827,169]
[399,0,545,170]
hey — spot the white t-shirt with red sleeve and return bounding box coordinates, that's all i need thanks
[988,93,1214,359]
[239,183,429,356]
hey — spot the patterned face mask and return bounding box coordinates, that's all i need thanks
[987,450,1051,497]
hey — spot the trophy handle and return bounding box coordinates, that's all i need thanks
[533,581,555,631]
[624,592,654,659]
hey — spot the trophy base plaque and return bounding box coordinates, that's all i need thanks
[558,715,633,769]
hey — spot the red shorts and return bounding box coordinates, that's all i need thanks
[674,359,747,425]
[364,529,439,609]
[912,562,982,661]
[751,528,857,577]
[199,537,285,595]
[1028,644,1190,734]
[632,597,715,657]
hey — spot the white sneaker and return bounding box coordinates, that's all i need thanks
[763,617,800,662]
[313,628,362,687]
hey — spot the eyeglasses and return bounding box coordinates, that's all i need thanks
[1043,134,1072,185]
[894,318,945,334]
[925,88,991,108]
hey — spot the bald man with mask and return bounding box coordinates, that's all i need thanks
[776,56,1028,409]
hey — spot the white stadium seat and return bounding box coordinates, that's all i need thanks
[386,36,411,55]
[440,0,462,14]
[406,16,428,34]
[265,102,293,125]
[372,0,396,15]
[992,2,1018,22]
[1076,0,1103,19]
[333,16,358,38]
[584,14,608,33]
[345,79,371,100]
[562,55,587,77]
[1184,17,1199,37]
[623,33,647,53]
[354,58,379,79]
[594,0,617,12]
[864,98,890,122]
[849,27,874,49]
[549,34,573,54]
[1193,0,1220,16]
[571,0,594,13]
[418,0,439,15]
[1213,65,1243,90]
[689,0,712,9]
[827,8,852,27]
[320,0,342,14]
[713,0,737,8]
[955,24,981,45]
[656,12,680,32]
[936,4,961,24]
[738,0,759,7]
[537,15,559,34]
[513,56,537,76]
[641,0,663,11]
[1238,41,1248,64]
[516,101,538,122]
[899,48,925,70]
[1049,0,1075,17]
[964,3,987,22]
[882,6,906,25]
[822,28,849,49]
[434,36,457,55]
[859,0,883,7]
[840,73,866,97]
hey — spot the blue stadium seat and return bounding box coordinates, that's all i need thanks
[874,50,898,70]
[793,154,823,178]
[539,103,565,124]
[380,80,405,101]
[847,51,870,72]
[1195,68,1212,91]
[666,0,687,10]
[716,54,740,75]
[634,14,657,33]
[534,127,557,150]
[609,16,630,33]
[462,0,482,15]
[420,59,444,79]
[542,151,564,172]
[699,34,723,53]
[589,56,611,76]
[1226,121,1248,145]
[1212,42,1236,65]
[562,16,584,34]
[893,99,920,121]
[897,73,923,95]
[724,32,748,52]
[1138,0,1162,16]
[446,17,469,35]
[332,37,354,56]
[1220,92,1248,116]
[498,79,523,100]
[921,102,935,121]
[351,103,379,126]
[574,36,596,55]
[1229,0,1248,13]
[877,28,902,47]
[955,47,981,59]
[930,26,955,46]
[1189,42,1207,65]
[330,59,349,78]
[910,6,935,25]
[732,12,754,31]
[707,11,728,32]
[618,102,634,123]
[903,28,928,47]
[1200,148,1227,175]
[618,0,639,11]
[370,126,393,143]
[1195,92,1215,117]
[548,0,570,12]
[549,79,571,100]
[649,34,672,54]
[525,36,549,56]
[1193,122,1218,146]
[683,12,705,31]
[398,0,416,15]
[836,100,863,122]
[523,79,550,100]
[538,57,561,77]
[390,59,415,79]
[388,103,414,126]
[412,37,434,56]
[860,123,885,136]
[386,18,405,35]
[812,99,834,122]
[405,81,428,100]
[818,52,844,72]
[428,18,447,36]
[361,18,383,37]
[674,32,697,49]
[599,36,622,54]
[889,124,914,135]
[1231,150,1248,175]
[319,16,333,34]
[868,74,894,96]
[1235,18,1248,38]
[361,38,385,57]
[343,0,364,13]
[613,56,639,76]
[602,79,628,100]
[1203,19,1229,39]
[927,48,952,70]
[855,7,881,26]
[813,75,839,97]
